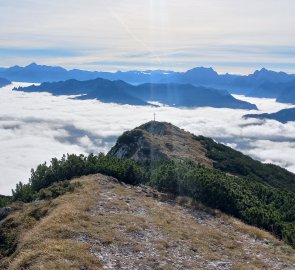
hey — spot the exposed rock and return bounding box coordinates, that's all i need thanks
[78,174,295,270]
[108,121,213,167]
[0,207,13,221]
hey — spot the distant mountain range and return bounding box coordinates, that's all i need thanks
[245,107,295,123]
[14,78,257,109]
[0,63,174,85]
[3,63,295,104]
[0,77,11,88]
[15,79,148,106]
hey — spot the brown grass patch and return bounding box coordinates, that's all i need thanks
[1,174,295,269]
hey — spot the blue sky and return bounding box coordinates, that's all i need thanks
[1,0,295,74]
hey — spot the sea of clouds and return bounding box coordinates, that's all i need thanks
[0,82,295,195]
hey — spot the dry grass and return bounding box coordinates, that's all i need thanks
[225,215,274,241]
[153,239,170,250]
[1,174,295,269]
[10,240,100,270]
[125,224,142,234]
[1,176,103,269]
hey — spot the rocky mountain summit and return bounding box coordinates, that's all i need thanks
[109,121,295,191]
[108,121,213,166]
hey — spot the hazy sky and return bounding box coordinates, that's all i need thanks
[1,0,295,73]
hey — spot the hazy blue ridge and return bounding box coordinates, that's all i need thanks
[2,63,295,99]
[244,107,295,123]
[14,78,257,109]
[0,77,11,88]
[277,86,295,104]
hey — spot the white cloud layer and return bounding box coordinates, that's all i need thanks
[0,83,295,195]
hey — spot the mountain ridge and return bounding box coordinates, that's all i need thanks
[2,63,295,99]
[14,78,257,109]
[0,77,11,88]
[245,107,295,123]
[109,121,295,190]
[277,85,295,104]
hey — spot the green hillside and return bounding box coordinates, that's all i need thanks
[194,135,295,191]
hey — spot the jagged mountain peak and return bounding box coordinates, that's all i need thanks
[26,62,38,68]
[20,63,68,74]
[252,67,291,78]
[185,66,218,77]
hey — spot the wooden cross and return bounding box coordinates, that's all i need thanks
[154,112,156,121]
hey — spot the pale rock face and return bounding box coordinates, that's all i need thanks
[111,144,130,159]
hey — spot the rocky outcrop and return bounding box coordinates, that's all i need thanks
[0,207,13,221]
[108,121,213,167]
